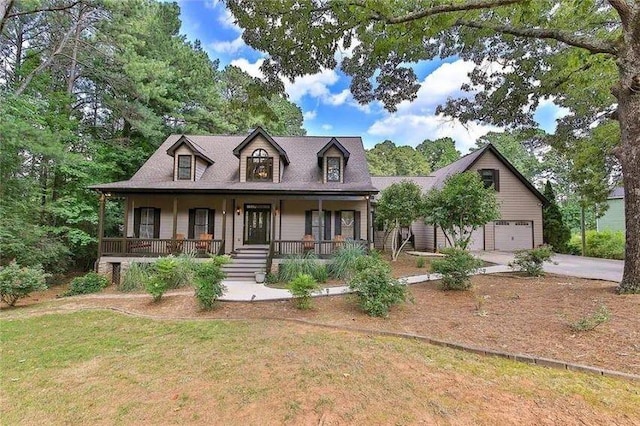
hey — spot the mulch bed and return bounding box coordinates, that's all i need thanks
[5,271,639,376]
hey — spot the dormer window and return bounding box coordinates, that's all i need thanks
[177,155,192,180]
[327,157,341,182]
[247,149,273,181]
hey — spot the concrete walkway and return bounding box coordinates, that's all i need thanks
[216,264,512,302]
[71,264,512,303]
[474,251,624,283]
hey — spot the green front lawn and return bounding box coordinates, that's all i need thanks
[1,311,638,424]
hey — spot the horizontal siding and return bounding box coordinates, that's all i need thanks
[195,158,207,180]
[470,151,544,248]
[127,195,225,240]
[597,199,625,232]
[239,135,281,183]
[279,200,367,241]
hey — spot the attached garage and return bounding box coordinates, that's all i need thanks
[439,226,484,251]
[494,220,533,251]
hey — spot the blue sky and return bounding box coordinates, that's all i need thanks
[175,0,566,153]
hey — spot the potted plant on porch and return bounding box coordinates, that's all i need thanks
[254,269,266,284]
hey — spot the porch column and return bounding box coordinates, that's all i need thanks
[97,192,106,261]
[221,198,227,252]
[121,197,129,255]
[271,199,277,244]
[366,195,372,247]
[172,196,178,240]
[317,198,323,242]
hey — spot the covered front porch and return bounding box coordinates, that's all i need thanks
[96,192,373,262]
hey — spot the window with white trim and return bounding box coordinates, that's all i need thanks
[177,155,192,180]
[139,208,155,239]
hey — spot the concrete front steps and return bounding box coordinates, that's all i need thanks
[221,246,269,281]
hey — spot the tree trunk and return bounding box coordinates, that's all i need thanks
[614,27,640,293]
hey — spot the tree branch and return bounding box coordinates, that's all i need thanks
[456,19,618,55]
[5,1,81,20]
[606,0,631,28]
[374,0,525,24]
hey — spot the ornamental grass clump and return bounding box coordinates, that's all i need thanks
[328,240,366,280]
[0,261,49,306]
[432,248,483,291]
[288,273,320,310]
[348,255,409,317]
[278,252,327,283]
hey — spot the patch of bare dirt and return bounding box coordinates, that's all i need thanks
[4,272,639,376]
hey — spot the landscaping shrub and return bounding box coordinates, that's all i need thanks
[288,273,320,309]
[416,257,426,269]
[328,241,367,280]
[154,254,195,289]
[567,230,625,260]
[64,272,109,296]
[431,248,483,291]
[193,256,228,310]
[0,261,49,306]
[508,246,554,277]
[145,275,169,302]
[568,304,611,332]
[348,255,409,317]
[119,262,153,292]
[278,253,327,283]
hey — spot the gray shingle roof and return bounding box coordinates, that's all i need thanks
[92,133,377,194]
[371,147,486,193]
[371,144,547,205]
[609,187,625,199]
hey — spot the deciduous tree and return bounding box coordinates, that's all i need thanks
[227,0,640,292]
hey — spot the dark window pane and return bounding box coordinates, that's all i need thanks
[327,157,341,182]
[178,155,191,180]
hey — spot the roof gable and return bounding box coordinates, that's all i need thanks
[166,135,214,164]
[317,137,350,166]
[461,144,547,205]
[232,127,290,165]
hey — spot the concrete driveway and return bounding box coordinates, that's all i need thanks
[474,251,624,283]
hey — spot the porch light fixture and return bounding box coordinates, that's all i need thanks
[236,206,241,216]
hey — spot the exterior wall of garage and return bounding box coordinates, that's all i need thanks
[469,151,543,249]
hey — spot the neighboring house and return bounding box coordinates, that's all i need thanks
[92,127,377,281]
[597,187,625,232]
[372,144,547,252]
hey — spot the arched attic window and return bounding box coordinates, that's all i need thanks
[247,148,273,181]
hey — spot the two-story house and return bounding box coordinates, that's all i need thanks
[92,127,377,280]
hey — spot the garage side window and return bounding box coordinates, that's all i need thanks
[479,169,500,191]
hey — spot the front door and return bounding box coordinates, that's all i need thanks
[244,204,271,244]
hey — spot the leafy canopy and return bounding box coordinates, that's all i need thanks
[423,172,500,249]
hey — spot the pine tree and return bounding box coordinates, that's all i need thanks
[543,182,571,253]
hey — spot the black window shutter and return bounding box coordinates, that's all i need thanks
[153,208,161,238]
[334,211,342,236]
[324,211,331,240]
[133,208,141,238]
[493,169,500,191]
[305,211,312,235]
[208,209,215,236]
[188,209,196,239]
[354,211,361,240]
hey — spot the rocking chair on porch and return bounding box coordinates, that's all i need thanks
[195,233,213,253]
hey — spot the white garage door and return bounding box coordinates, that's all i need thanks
[494,220,533,251]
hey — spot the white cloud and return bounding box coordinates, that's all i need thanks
[368,114,501,153]
[218,8,242,33]
[204,0,219,9]
[209,36,245,54]
[303,110,317,120]
[321,124,334,131]
[326,89,350,106]
[367,59,503,152]
[283,70,340,102]
[230,58,264,78]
